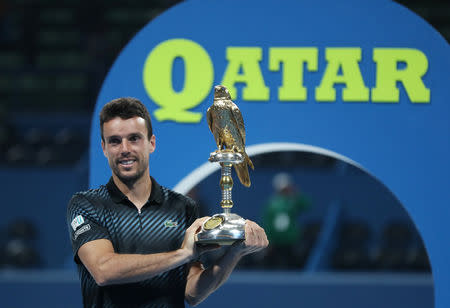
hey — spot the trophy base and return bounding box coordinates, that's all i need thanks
[195,212,246,246]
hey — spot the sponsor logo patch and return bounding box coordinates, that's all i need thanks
[74,224,91,240]
[71,215,85,231]
[164,220,178,228]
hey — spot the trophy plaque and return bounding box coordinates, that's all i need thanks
[195,85,254,246]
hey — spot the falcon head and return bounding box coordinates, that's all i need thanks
[214,85,231,100]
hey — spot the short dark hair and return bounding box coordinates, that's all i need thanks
[99,97,153,141]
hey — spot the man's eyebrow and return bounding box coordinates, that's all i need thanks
[105,132,144,139]
[128,132,144,137]
[106,135,121,140]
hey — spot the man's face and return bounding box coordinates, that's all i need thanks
[101,117,155,185]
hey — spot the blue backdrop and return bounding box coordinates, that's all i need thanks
[90,0,450,306]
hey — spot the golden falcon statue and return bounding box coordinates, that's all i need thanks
[207,85,254,187]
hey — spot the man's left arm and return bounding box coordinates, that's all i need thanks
[185,220,268,306]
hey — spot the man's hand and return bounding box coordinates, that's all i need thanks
[181,217,219,261]
[229,220,269,258]
[184,220,268,306]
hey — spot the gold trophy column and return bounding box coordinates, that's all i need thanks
[220,161,234,211]
[195,151,246,245]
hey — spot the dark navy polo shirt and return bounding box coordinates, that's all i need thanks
[66,177,199,308]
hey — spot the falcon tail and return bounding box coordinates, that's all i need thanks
[234,153,254,187]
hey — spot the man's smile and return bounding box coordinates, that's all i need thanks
[118,158,137,167]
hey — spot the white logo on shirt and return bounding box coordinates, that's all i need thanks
[164,219,178,228]
[74,224,91,240]
[71,215,85,231]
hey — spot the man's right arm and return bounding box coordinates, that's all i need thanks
[78,239,191,286]
[77,217,211,286]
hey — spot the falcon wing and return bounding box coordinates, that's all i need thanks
[231,104,246,144]
[206,106,213,133]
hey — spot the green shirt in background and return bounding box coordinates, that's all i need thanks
[262,193,310,246]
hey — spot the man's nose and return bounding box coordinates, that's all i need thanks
[120,139,131,153]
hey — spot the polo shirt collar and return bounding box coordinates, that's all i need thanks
[106,176,163,205]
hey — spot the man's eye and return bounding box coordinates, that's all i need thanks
[130,135,140,142]
[109,138,120,144]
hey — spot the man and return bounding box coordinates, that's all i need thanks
[66,97,268,308]
[262,172,310,268]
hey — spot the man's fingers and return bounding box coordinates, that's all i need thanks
[256,224,268,246]
[195,217,210,225]
[243,220,269,254]
[254,224,263,245]
[244,220,255,246]
[188,217,210,233]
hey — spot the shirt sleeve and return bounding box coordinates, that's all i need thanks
[66,194,111,263]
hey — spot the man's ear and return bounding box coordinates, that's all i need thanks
[149,134,156,154]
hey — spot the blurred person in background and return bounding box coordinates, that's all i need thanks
[262,172,310,268]
[66,97,268,308]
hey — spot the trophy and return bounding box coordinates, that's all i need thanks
[195,85,254,245]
